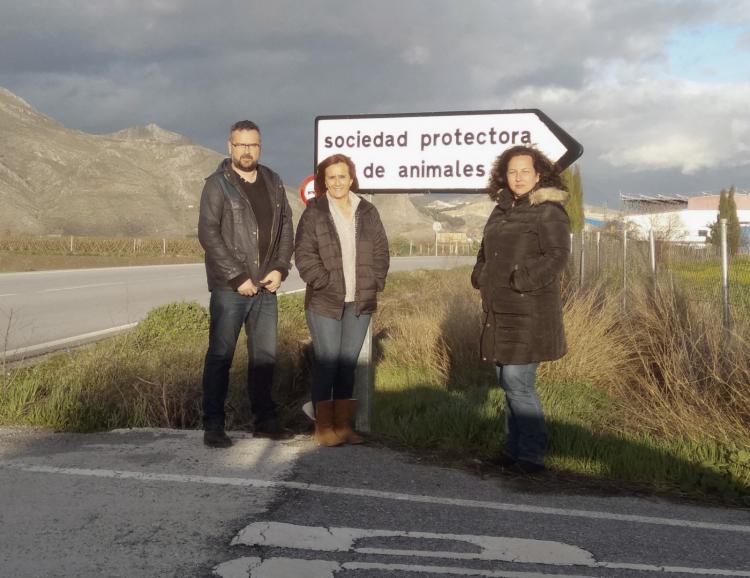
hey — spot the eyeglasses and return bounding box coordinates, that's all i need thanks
[231,142,261,151]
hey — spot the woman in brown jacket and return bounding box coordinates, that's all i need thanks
[294,154,390,447]
[472,145,570,473]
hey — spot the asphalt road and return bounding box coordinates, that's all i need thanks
[0,256,474,360]
[1,428,748,578]
[5,258,746,576]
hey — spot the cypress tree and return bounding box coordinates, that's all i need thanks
[707,188,731,250]
[727,185,741,256]
[562,165,584,233]
[706,185,742,255]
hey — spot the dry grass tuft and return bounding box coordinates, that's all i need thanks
[617,280,750,445]
[543,282,636,391]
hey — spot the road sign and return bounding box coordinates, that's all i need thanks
[437,231,468,243]
[315,109,583,193]
[432,221,442,232]
[299,175,316,205]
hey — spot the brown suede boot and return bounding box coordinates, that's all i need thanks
[314,400,343,447]
[333,399,365,444]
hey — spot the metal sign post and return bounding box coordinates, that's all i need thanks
[354,323,373,432]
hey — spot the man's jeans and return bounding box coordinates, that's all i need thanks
[202,289,278,431]
[495,363,545,465]
[305,303,371,407]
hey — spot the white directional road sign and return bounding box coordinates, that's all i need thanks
[315,109,583,193]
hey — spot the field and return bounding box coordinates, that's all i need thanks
[665,256,750,318]
[0,251,201,272]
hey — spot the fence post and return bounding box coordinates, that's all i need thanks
[69,235,74,254]
[579,231,585,286]
[649,229,656,276]
[649,230,657,298]
[162,238,166,255]
[596,231,601,278]
[721,218,732,331]
[622,228,628,310]
[409,240,413,256]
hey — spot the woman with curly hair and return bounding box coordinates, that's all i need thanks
[471,145,570,474]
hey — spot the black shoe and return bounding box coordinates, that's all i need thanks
[512,460,546,475]
[254,419,294,440]
[204,430,233,448]
[488,454,517,468]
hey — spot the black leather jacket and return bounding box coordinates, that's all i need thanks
[198,159,293,291]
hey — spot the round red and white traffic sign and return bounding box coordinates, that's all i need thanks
[299,175,316,205]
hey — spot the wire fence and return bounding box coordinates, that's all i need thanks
[0,235,204,257]
[389,240,479,256]
[568,224,750,330]
[0,234,479,259]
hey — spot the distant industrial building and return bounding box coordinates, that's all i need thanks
[618,192,750,245]
[582,204,620,230]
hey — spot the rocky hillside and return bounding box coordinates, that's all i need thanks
[440,195,496,238]
[0,88,308,237]
[371,194,434,242]
[0,86,441,239]
[411,192,495,239]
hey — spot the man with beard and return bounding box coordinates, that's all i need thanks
[198,120,294,447]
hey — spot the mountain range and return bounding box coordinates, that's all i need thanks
[0,86,491,240]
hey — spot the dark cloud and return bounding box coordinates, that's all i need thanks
[1,0,747,202]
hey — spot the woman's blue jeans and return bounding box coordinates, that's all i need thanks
[306,303,371,407]
[202,289,278,431]
[495,363,545,465]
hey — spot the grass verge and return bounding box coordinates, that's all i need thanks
[1,268,748,505]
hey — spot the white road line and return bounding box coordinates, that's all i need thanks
[214,556,600,578]
[233,521,595,564]
[344,562,594,578]
[598,561,750,575]
[4,463,750,534]
[1,288,301,360]
[348,561,750,577]
[2,324,137,360]
[214,557,750,578]
[230,521,750,577]
[37,282,126,293]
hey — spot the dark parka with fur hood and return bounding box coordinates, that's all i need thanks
[471,187,570,364]
[294,195,390,319]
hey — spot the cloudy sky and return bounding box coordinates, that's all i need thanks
[1,0,749,205]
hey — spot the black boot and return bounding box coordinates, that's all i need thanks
[204,430,232,448]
